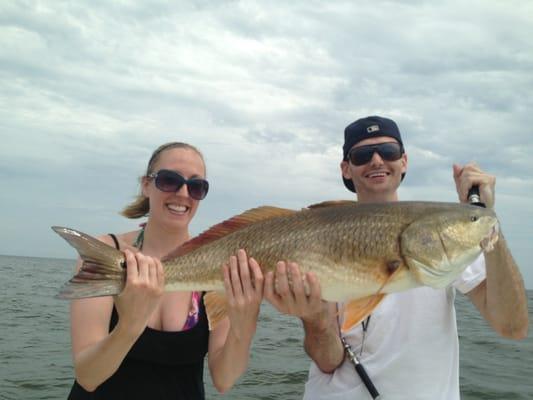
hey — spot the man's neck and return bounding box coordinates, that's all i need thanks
[357,192,399,204]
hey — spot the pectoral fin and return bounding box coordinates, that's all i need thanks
[203,291,228,331]
[341,294,385,333]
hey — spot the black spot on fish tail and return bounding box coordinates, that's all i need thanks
[387,260,401,275]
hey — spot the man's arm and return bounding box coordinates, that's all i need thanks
[467,233,528,339]
[302,301,344,373]
[264,261,345,372]
[454,163,528,339]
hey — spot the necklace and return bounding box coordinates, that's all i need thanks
[133,225,145,250]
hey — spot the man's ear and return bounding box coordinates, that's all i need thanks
[400,153,408,174]
[340,160,351,179]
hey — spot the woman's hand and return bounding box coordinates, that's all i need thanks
[207,250,264,393]
[114,249,165,338]
[223,249,264,341]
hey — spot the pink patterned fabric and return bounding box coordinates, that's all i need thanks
[182,291,201,331]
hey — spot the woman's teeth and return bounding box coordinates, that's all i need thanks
[167,204,188,213]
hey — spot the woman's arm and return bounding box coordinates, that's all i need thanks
[71,246,164,391]
[207,250,263,393]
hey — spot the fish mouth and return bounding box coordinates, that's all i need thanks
[481,222,499,252]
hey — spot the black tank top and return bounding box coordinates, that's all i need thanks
[68,234,209,399]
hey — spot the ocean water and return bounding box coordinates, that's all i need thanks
[1,255,532,400]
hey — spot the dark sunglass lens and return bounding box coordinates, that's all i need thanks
[187,179,209,200]
[153,170,208,199]
[379,143,402,161]
[349,143,402,165]
[349,147,373,166]
[155,170,185,192]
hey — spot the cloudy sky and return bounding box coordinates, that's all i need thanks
[1,0,532,288]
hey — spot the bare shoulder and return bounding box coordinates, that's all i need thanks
[96,233,117,247]
[97,230,139,249]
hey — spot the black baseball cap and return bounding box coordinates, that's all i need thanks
[342,116,405,192]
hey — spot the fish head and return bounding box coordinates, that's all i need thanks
[401,204,499,288]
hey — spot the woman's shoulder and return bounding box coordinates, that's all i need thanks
[96,230,140,249]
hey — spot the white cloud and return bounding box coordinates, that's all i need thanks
[1,0,532,287]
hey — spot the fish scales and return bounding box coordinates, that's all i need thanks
[159,202,487,299]
[53,201,498,304]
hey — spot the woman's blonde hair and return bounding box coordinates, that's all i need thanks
[121,142,206,219]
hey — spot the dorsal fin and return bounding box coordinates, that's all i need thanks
[306,200,357,209]
[162,206,296,261]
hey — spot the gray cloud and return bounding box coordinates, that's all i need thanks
[1,0,532,287]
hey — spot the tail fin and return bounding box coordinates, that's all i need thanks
[52,227,126,299]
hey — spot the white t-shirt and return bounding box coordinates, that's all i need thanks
[303,255,486,400]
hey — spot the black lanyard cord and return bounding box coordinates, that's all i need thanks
[341,336,380,399]
[360,315,371,356]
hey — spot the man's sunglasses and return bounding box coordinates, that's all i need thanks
[148,169,209,200]
[347,142,404,166]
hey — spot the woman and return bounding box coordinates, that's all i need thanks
[68,142,263,399]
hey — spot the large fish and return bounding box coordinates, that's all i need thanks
[53,201,499,331]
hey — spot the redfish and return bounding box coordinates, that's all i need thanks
[53,201,498,331]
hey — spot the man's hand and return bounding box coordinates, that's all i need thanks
[453,162,496,209]
[264,261,329,325]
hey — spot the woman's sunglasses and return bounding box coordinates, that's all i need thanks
[148,169,209,200]
[347,142,404,166]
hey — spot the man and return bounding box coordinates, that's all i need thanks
[264,116,528,399]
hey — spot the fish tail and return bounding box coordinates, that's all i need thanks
[52,226,126,299]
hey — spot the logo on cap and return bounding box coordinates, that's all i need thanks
[367,124,380,133]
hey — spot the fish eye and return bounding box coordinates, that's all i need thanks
[470,216,478,222]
